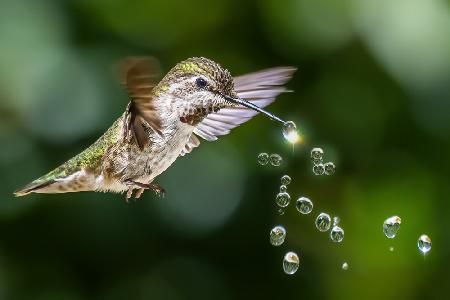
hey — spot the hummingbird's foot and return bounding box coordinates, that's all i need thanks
[147,183,165,198]
[135,188,145,199]
[124,179,165,199]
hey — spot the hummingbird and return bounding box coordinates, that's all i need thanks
[14,57,296,200]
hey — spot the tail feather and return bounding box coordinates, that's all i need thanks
[14,179,56,197]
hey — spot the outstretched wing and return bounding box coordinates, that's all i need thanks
[118,57,162,150]
[192,67,297,141]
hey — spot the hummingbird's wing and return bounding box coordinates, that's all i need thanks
[193,67,296,141]
[118,57,162,150]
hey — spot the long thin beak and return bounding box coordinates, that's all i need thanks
[222,94,286,124]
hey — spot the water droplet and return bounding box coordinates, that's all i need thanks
[315,213,332,232]
[417,234,432,254]
[283,251,299,275]
[312,158,323,165]
[324,162,336,175]
[330,226,345,243]
[389,246,395,252]
[276,192,291,208]
[333,216,340,226]
[383,216,401,238]
[311,148,324,160]
[313,163,325,175]
[296,197,313,214]
[282,121,299,144]
[281,175,291,185]
[342,262,349,270]
[269,225,286,246]
[269,154,283,166]
[279,185,287,193]
[257,153,269,165]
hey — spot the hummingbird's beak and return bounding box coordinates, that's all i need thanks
[221,94,286,124]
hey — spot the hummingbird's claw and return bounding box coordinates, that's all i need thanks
[124,179,165,200]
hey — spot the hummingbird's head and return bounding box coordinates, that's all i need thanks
[158,57,238,125]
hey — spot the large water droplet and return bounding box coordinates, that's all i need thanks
[383,216,401,238]
[257,153,269,165]
[342,262,349,270]
[417,234,432,254]
[315,213,332,232]
[276,192,291,208]
[330,226,345,243]
[269,225,286,246]
[281,175,291,185]
[324,162,336,175]
[269,154,283,166]
[296,197,313,214]
[313,163,325,175]
[283,251,299,275]
[311,148,324,160]
[282,121,299,144]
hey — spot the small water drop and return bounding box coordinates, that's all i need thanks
[417,234,432,254]
[269,154,283,166]
[342,262,349,270]
[333,216,340,226]
[324,162,336,175]
[330,226,345,243]
[269,225,286,246]
[383,216,401,238]
[315,213,332,232]
[282,121,300,144]
[281,175,291,185]
[311,148,324,160]
[389,246,395,252]
[313,163,325,175]
[279,185,287,193]
[296,197,313,214]
[312,158,323,165]
[276,192,291,208]
[283,251,299,275]
[257,153,269,165]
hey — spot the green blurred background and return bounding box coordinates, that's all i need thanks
[0,0,449,299]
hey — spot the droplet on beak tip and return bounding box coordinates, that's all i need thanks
[282,121,300,144]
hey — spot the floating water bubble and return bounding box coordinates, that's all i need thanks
[342,262,349,270]
[383,216,401,238]
[269,225,286,246]
[315,213,332,232]
[270,154,283,166]
[312,158,323,165]
[417,234,432,254]
[324,162,336,175]
[276,192,291,208]
[257,153,269,165]
[333,216,340,226]
[282,121,300,144]
[313,163,325,175]
[281,175,291,185]
[296,197,313,214]
[330,226,345,243]
[279,185,287,193]
[311,148,324,160]
[283,251,299,275]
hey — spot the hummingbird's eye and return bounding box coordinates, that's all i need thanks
[195,77,207,89]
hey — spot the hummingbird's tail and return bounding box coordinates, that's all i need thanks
[14,178,56,197]
[14,165,93,197]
